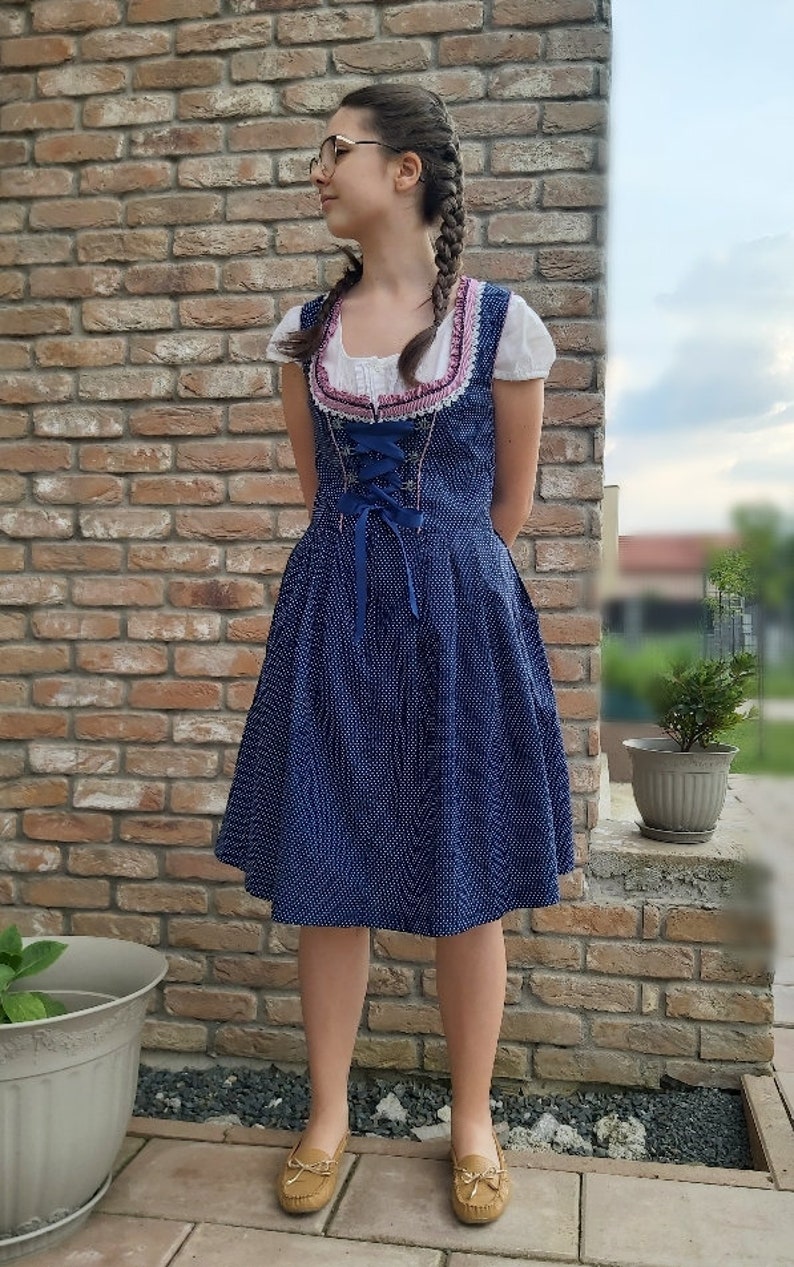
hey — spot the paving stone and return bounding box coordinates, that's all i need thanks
[328,1152,579,1259]
[776,1071,794,1125]
[98,1139,351,1232]
[774,983,794,1025]
[774,1026,794,1072]
[170,1224,444,1266]
[447,1256,579,1267]
[9,1213,192,1267]
[582,1170,794,1265]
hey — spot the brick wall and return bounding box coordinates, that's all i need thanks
[1,0,618,1076]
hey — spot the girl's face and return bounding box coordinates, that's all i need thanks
[310,107,420,241]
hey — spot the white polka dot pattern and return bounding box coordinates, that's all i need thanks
[214,277,576,936]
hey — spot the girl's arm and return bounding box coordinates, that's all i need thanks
[489,376,545,548]
[281,362,319,514]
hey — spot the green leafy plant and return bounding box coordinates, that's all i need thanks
[0,924,69,1024]
[647,651,759,752]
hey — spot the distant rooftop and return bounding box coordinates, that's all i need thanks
[619,533,740,574]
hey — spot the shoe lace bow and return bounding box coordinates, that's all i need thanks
[284,1154,335,1185]
[455,1161,506,1198]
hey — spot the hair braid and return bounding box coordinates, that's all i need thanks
[274,245,362,364]
[397,143,465,385]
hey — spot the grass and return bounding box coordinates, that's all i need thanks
[715,718,794,775]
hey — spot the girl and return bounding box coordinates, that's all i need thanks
[214,84,576,1225]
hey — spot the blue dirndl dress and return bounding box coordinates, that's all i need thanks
[214,275,576,936]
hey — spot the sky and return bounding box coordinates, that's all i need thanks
[606,0,794,535]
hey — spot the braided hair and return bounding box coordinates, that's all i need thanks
[274,84,466,388]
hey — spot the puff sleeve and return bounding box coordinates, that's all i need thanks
[265,304,303,363]
[493,292,556,380]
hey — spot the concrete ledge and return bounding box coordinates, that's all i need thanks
[588,787,773,909]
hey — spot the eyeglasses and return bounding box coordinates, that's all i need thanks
[309,134,425,181]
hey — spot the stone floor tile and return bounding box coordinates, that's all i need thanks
[774,1026,794,1072]
[582,1170,794,1265]
[774,983,794,1026]
[447,1257,579,1267]
[98,1139,352,1232]
[170,1224,444,1266]
[778,956,794,985]
[776,1071,794,1124]
[114,1136,147,1176]
[9,1213,192,1267]
[328,1152,579,1259]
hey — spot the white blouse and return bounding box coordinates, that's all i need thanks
[265,288,555,398]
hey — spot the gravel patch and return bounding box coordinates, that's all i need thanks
[134,1063,754,1171]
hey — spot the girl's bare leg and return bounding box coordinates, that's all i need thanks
[435,917,507,1165]
[297,924,371,1154]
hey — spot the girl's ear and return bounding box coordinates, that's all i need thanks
[394,150,424,190]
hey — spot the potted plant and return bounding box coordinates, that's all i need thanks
[0,925,167,1264]
[622,650,758,844]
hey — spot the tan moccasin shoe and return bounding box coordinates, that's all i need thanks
[450,1127,511,1224]
[276,1128,351,1215]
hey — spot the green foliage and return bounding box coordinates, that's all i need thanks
[601,633,701,714]
[0,924,68,1025]
[647,651,759,752]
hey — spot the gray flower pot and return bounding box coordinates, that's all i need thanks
[0,936,167,1263]
[622,737,739,844]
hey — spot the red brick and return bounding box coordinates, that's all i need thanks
[24,810,113,841]
[128,680,223,710]
[0,843,62,872]
[586,942,696,979]
[213,955,298,989]
[170,783,230,815]
[530,969,637,1012]
[118,882,207,914]
[666,984,773,1025]
[128,748,218,780]
[32,543,122,572]
[75,713,168,742]
[76,641,168,674]
[534,1046,659,1088]
[130,476,223,507]
[126,610,221,639]
[700,1027,774,1062]
[72,911,161,943]
[71,576,164,606]
[0,777,68,810]
[33,677,124,710]
[165,850,237,882]
[0,711,68,740]
[168,579,265,611]
[65,779,157,817]
[2,35,75,66]
[169,918,262,953]
[129,544,220,575]
[129,405,220,435]
[2,100,78,132]
[665,907,772,948]
[68,845,158,878]
[28,742,120,777]
[30,608,120,638]
[0,644,69,676]
[165,985,256,1021]
[530,902,638,937]
[142,1018,207,1052]
[21,875,109,907]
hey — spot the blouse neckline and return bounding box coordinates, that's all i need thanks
[337,293,458,364]
[310,274,478,423]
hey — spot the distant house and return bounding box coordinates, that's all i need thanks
[600,485,739,640]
